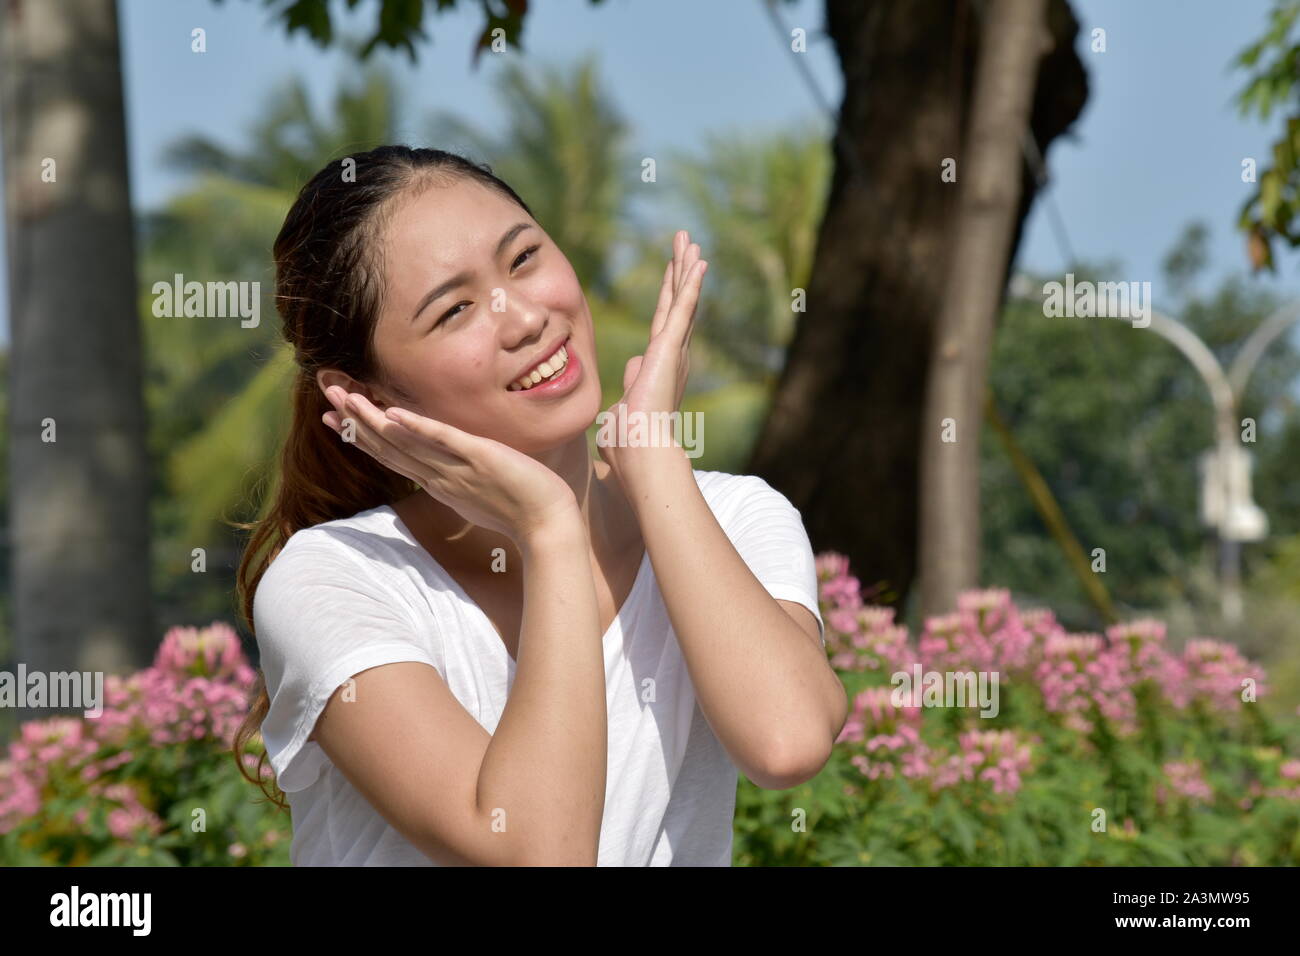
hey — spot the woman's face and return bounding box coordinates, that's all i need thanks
[366,177,603,454]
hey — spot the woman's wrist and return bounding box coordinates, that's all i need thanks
[610,445,692,508]
[514,502,588,558]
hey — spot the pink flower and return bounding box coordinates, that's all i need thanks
[0,619,259,836]
[816,552,862,610]
[914,590,1035,678]
[831,608,918,674]
[103,786,164,840]
[154,621,255,686]
[1159,759,1213,804]
[931,729,1034,795]
[1106,618,1185,702]
[1176,639,1267,713]
[839,687,931,781]
[1035,633,1136,734]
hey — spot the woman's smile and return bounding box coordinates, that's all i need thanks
[506,334,582,397]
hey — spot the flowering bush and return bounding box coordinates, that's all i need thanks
[5,556,1298,867]
[0,623,289,866]
[733,552,1300,866]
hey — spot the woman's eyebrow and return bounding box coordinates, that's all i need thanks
[409,222,535,323]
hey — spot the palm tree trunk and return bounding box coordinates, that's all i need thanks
[1,0,154,708]
[919,0,1050,616]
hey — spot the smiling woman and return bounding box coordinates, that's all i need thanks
[231,145,837,868]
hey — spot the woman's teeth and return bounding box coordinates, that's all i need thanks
[509,344,568,391]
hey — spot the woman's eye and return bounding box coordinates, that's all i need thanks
[512,244,540,270]
[434,247,538,328]
[436,302,468,325]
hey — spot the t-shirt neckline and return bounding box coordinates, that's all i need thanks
[381,504,651,670]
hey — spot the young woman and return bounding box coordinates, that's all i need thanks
[233,145,847,866]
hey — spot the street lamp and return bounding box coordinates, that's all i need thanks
[1099,300,1300,624]
[1007,274,1300,624]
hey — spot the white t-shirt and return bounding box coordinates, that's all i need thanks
[253,469,825,866]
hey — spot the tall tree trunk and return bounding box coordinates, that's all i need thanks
[919,0,1050,616]
[747,0,1086,617]
[1,0,154,708]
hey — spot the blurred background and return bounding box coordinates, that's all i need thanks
[5,0,1300,866]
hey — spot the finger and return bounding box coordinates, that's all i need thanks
[331,412,443,489]
[324,384,354,412]
[671,230,686,294]
[649,259,674,340]
[676,241,700,297]
[339,394,464,469]
[679,262,702,352]
[341,392,429,456]
[382,403,477,464]
[622,354,643,394]
[665,259,707,344]
[325,387,376,434]
[322,386,347,421]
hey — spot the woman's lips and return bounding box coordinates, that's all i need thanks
[508,334,570,388]
[508,335,581,398]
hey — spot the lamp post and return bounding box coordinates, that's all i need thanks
[1007,274,1299,624]
[1098,301,1300,624]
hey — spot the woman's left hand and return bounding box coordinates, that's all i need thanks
[598,230,707,487]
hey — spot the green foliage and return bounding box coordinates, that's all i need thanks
[252,0,608,64]
[0,739,289,867]
[1233,0,1300,269]
[737,711,1300,867]
[253,0,802,65]
[663,125,831,382]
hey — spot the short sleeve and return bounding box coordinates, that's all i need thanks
[719,475,826,646]
[252,537,441,792]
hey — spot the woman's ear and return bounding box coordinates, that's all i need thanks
[315,368,395,411]
[316,368,359,399]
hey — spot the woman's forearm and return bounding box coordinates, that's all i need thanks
[623,450,844,788]
[474,508,607,864]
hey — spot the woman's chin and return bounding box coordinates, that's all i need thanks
[497,415,599,456]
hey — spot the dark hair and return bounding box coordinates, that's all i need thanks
[232,146,534,809]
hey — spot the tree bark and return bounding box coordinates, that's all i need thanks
[1,0,154,707]
[747,0,1086,617]
[919,0,1050,616]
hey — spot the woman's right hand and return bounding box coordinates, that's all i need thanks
[322,386,580,545]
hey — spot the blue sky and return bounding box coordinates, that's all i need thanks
[2,0,1299,341]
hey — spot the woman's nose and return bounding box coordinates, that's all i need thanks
[502,290,548,333]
